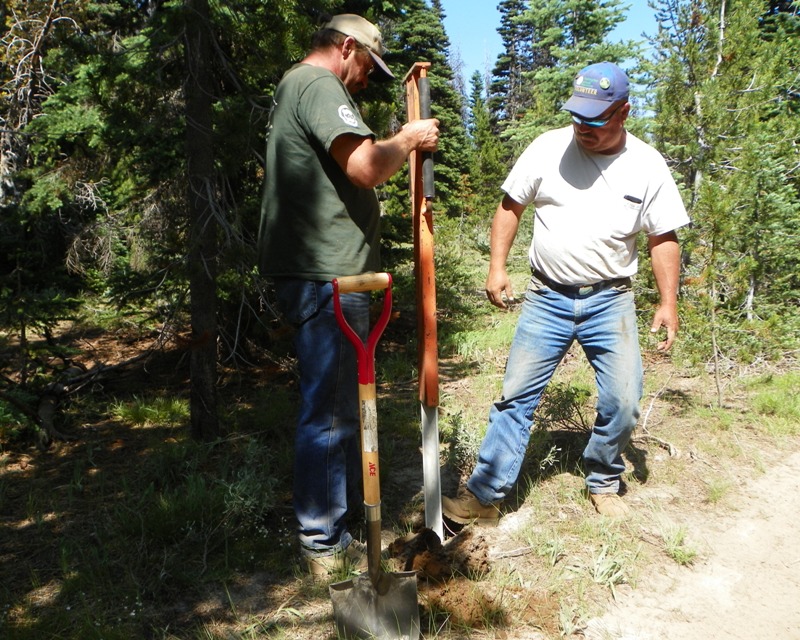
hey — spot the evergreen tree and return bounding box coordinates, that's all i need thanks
[488,0,535,126]
[504,0,638,146]
[651,0,800,366]
[381,0,471,223]
[467,70,507,219]
[0,0,111,383]
[0,0,337,437]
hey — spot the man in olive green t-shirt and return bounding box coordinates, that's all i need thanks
[257,14,439,577]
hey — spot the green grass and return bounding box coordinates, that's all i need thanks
[110,395,189,427]
[704,476,732,504]
[662,524,698,566]
[748,372,800,437]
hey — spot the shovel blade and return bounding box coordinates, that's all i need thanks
[330,571,420,640]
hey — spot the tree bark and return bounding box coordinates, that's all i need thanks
[185,0,219,440]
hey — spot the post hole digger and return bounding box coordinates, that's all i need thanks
[329,272,420,640]
[404,62,444,543]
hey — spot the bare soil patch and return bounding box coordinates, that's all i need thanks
[584,450,800,640]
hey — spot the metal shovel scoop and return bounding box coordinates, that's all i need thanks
[330,272,420,640]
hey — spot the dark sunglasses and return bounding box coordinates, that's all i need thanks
[570,103,624,128]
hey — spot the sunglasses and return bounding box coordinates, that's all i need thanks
[570,103,624,128]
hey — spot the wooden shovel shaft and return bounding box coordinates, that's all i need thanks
[357,380,381,506]
[331,272,393,579]
[329,272,420,638]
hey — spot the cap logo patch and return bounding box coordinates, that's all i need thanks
[338,105,359,127]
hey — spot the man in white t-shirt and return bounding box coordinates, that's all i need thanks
[443,62,690,521]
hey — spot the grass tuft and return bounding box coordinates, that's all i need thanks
[662,524,698,566]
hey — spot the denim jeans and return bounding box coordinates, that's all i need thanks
[467,278,643,503]
[273,278,369,557]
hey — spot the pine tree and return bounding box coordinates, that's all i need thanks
[489,0,535,126]
[503,0,637,146]
[651,0,800,370]
[381,0,472,222]
[0,0,332,438]
[0,1,102,383]
[467,71,508,219]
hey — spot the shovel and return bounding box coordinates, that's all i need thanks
[330,272,420,640]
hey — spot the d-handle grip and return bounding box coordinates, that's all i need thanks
[333,272,391,295]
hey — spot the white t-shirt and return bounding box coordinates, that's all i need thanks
[502,126,690,285]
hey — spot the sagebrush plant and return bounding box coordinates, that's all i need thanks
[442,408,485,471]
[220,438,279,530]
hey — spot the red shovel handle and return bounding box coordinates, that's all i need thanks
[332,273,393,385]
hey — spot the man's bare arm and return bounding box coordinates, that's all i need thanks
[485,195,526,309]
[648,231,681,351]
[329,119,439,189]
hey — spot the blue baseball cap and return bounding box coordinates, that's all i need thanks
[561,62,630,118]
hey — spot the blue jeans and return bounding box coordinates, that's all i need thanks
[467,278,643,503]
[273,278,368,557]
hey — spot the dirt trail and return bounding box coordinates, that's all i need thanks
[584,450,800,640]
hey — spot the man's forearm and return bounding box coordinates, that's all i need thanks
[489,196,525,271]
[649,232,681,305]
[332,119,439,189]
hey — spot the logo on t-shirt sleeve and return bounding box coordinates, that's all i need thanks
[338,105,359,127]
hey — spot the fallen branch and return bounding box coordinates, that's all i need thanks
[633,432,679,457]
[1,349,156,449]
[633,371,679,456]
[490,546,536,560]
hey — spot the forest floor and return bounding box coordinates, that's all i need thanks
[1,323,799,639]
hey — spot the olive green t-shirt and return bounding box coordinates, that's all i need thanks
[257,64,381,281]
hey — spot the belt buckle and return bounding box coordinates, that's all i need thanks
[577,284,594,296]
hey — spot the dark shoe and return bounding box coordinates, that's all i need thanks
[589,492,629,517]
[305,539,369,577]
[442,487,501,526]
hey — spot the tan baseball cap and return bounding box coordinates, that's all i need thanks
[323,14,395,81]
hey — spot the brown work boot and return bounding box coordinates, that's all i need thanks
[305,539,369,577]
[589,492,630,518]
[442,487,501,526]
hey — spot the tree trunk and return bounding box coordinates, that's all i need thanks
[185,0,219,440]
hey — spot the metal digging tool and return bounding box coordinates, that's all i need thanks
[329,272,420,640]
[403,62,443,542]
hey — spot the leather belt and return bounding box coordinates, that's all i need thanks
[532,269,631,296]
